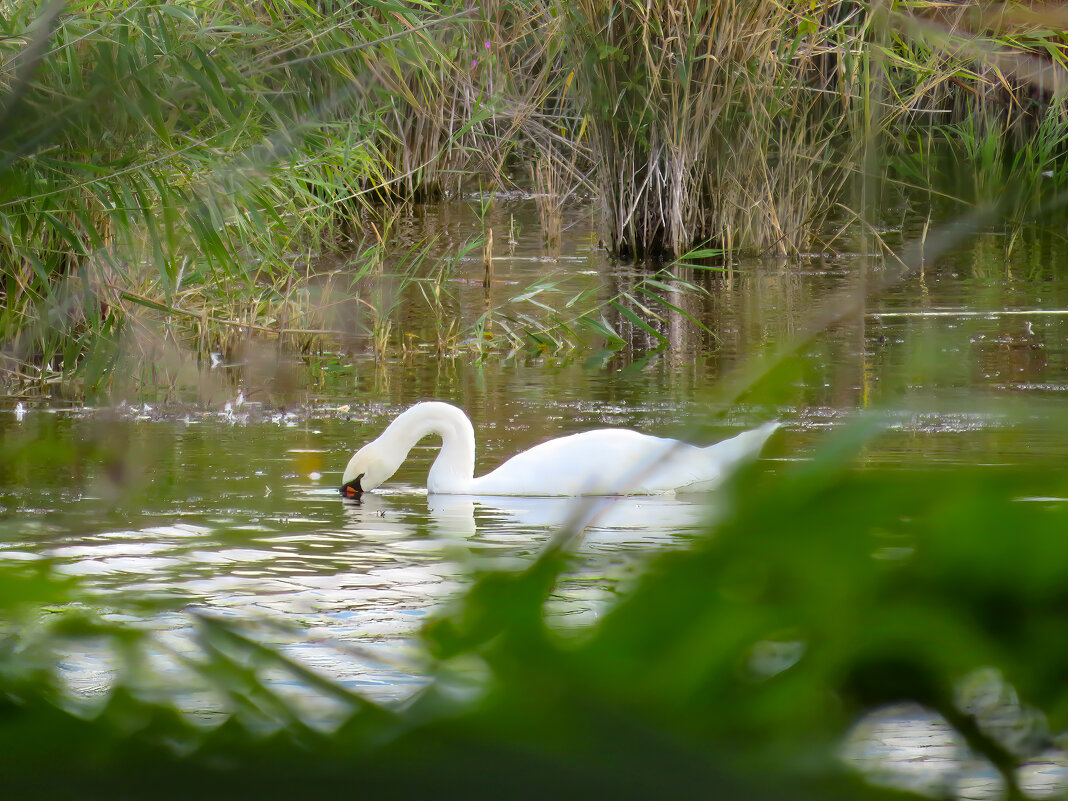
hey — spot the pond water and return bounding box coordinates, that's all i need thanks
[2,197,1068,788]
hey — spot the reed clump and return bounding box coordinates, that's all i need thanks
[558,0,855,261]
[0,0,591,391]
[530,142,574,250]
[3,0,1068,393]
[555,0,1068,261]
[0,1,488,391]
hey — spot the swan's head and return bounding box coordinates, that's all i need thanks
[339,442,394,497]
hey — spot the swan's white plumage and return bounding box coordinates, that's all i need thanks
[341,401,778,497]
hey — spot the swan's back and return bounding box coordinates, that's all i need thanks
[469,423,778,496]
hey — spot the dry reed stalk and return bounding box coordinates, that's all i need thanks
[530,142,566,249]
[483,227,494,288]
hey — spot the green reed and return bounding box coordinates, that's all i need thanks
[0,0,494,393]
[2,0,1068,397]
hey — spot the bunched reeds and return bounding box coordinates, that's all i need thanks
[557,0,1068,261]
[3,0,1068,394]
[558,0,857,260]
[0,1,496,391]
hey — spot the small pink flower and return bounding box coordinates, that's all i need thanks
[484,41,491,49]
[472,59,478,68]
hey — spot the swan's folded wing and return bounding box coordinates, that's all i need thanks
[703,421,780,470]
[649,421,781,492]
[469,423,779,496]
[471,429,678,495]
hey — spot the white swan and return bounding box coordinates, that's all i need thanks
[340,401,779,497]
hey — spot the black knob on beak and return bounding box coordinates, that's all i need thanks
[339,473,364,498]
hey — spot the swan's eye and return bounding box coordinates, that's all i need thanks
[339,473,364,498]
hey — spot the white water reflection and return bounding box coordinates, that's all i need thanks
[38,488,709,720]
[843,703,1068,801]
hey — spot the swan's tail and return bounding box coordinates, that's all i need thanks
[704,421,781,472]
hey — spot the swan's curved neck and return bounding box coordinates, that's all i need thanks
[380,402,475,493]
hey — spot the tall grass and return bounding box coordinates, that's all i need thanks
[0,0,598,394]
[556,0,1068,261]
[0,1,503,393]
[3,0,1068,395]
[558,0,860,261]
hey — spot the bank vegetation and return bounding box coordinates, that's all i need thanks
[1,0,1067,392]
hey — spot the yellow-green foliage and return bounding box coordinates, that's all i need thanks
[0,1,486,387]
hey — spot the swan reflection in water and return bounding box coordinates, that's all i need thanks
[340,488,709,547]
[337,490,712,637]
[44,489,716,716]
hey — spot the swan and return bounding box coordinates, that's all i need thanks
[340,401,779,497]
